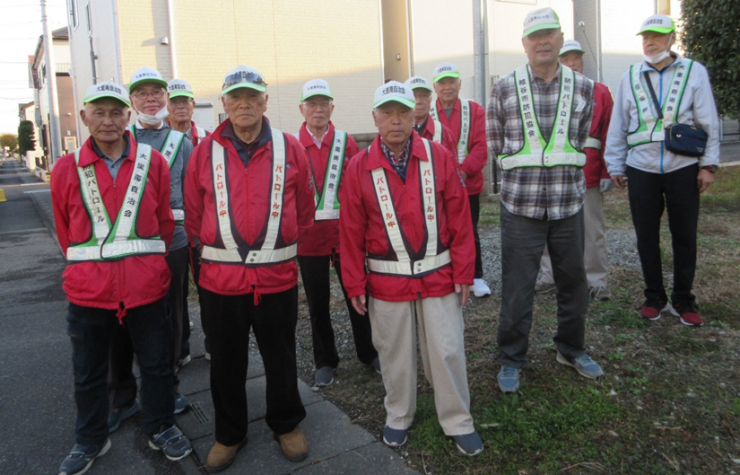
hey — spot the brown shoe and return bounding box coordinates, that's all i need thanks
[274,426,308,462]
[206,437,247,473]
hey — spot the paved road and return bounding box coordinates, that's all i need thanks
[0,159,418,475]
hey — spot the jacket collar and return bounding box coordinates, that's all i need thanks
[364,132,429,172]
[79,131,135,167]
[299,121,335,149]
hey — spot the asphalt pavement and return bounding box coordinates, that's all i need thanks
[0,158,418,475]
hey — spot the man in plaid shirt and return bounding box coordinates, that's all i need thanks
[486,7,604,393]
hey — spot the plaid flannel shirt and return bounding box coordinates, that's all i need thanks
[486,64,593,220]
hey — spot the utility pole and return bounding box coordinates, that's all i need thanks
[41,0,62,170]
[472,0,487,106]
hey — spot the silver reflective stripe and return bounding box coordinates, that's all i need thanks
[201,243,297,263]
[160,130,185,167]
[457,99,470,164]
[420,140,437,258]
[101,239,166,259]
[584,137,602,150]
[432,119,443,144]
[314,130,345,221]
[202,130,294,265]
[501,152,585,170]
[75,148,110,246]
[371,167,410,262]
[367,250,451,276]
[172,209,185,221]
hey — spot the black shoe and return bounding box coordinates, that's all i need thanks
[149,425,192,461]
[58,438,111,475]
[107,399,139,433]
[174,393,190,415]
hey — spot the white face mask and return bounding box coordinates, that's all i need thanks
[133,101,170,126]
[644,49,671,65]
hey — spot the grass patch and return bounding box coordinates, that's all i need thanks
[652,332,721,355]
[701,167,740,212]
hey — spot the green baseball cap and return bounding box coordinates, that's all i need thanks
[636,14,675,35]
[83,81,130,107]
[221,66,267,95]
[373,81,415,109]
[522,7,561,38]
[129,67,168,93]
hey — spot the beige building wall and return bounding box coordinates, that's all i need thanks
[69,0,384,142]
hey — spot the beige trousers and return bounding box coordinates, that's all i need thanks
[541,186,609,288]
[368,292,474,436]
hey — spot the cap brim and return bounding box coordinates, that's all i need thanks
[169,91,195,99]
[221,82,267,95]
[433,72,460,83]
[559,47,585,56]
[409,84,433,92]
[523,23,560,38]
[636,26,674,35]
[301,91,333,101]
[129,78,168,93]
[84,93,131,107]
[373,97,416,109]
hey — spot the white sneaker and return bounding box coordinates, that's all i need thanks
[471,278,491,298]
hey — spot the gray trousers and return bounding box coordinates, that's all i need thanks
[498,204,588,368]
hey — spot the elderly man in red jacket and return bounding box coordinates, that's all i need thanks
[404,75,456,154]
[431,62,491,297]
[340,81,483,456]
[184,65,315,472]
[536,40,615,301]
[52,82,191,475]
[295,79,379,387]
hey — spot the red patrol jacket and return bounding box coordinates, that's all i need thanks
[51,132,174,312]
[191,120,211,147]
[584,82,614,188]
[434,98,488,195]
[339,133,475,302]
[297,121,360,256]
[417,115,457,156]
[184,118,314,296]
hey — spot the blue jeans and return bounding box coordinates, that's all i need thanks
[498,205,588,368]
[67,298,175,445]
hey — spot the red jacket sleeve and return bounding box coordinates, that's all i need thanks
[436,144,475,284]
[184,137,208,246]
[597,85,614,180]
[441,123,457,157]
[339,150,369,298]
[460,101,488,177]
[289,136,316,236]
[151,150,175,249]
[51,154,74,254]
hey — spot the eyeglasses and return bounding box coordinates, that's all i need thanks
[303,99,332,108]
[132,90,165,100]
[222,71,267,90]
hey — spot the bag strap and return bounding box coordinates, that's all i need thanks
[642,71,664,121]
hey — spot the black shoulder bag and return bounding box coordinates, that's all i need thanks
[643,71,708,158]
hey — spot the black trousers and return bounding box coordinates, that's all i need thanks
[626,164,700,305]
[108,245,189,408]
[68,299,174,444]
[298,253,377,369]
[202,286,306,445]
[469,193,484,279]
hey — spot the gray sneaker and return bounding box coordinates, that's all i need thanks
[369,357,381,375]
[59,438,111,475]
[589,286,611,301]
[452,431,484,456]
[556,352,604,379]
[497,366,520,393]
[382,426,408,447]
[535,279,556,294]
[149,425,192,461]
[314,366,335,387]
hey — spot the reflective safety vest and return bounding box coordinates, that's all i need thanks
[430,99,470,164]
[129,125,187,223]
[200,130,297,266]
[66,144,167,261]
[310,130,346,221]
[626,60,693,148]
[499,65,586,170]
[366,138,451,277]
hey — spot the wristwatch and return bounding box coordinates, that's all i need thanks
[701,165,718,173]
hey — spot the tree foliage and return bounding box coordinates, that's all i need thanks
[0,133,18,152]
[17,121,36,156]
[681,0,740,119]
